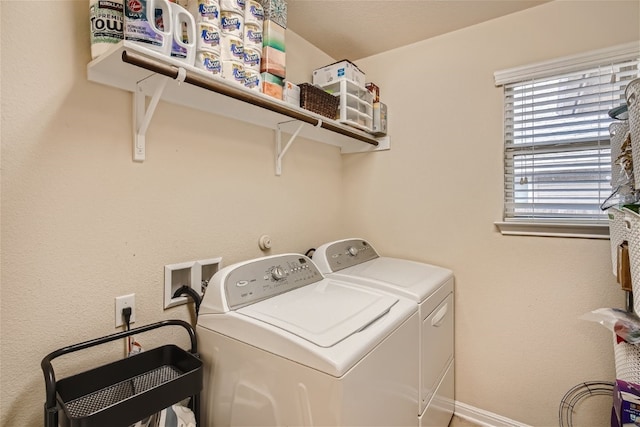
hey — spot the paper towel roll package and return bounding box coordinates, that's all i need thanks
[89,0,124,58]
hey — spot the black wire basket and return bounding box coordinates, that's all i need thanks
[42,320,202,427]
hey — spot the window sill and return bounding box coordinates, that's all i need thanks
[494,221,609,239]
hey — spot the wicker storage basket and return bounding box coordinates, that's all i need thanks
[299,83,339,119]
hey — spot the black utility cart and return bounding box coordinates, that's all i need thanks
[41,319,202,427]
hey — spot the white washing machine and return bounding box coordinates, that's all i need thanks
[313,239,455,427]
[196,253,420,426]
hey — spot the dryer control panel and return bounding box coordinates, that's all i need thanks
[224,254,323,309]
[318,239,379,272]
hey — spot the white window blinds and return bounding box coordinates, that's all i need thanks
[499,45,639,225]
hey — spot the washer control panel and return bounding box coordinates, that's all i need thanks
[323,239,379,272]
[224,254,323,309]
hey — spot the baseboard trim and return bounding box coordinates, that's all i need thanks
[454,401,531,427]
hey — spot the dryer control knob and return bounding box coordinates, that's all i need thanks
[270,266,286,280]
[347,246,358,256]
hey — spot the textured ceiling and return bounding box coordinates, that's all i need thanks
[286,0,551,60]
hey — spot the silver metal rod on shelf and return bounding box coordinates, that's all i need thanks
[120,50,379,147]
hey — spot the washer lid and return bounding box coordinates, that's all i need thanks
[237,279,398,348]
[335,257,453,302]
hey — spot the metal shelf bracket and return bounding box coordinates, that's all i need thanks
[133,68,187,162]
[275,119,322,176]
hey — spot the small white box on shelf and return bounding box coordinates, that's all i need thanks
[313,60,366,88]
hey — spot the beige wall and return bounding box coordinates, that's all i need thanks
[1,1,639,426]
[0,2,339,425]
[351,0,640,425]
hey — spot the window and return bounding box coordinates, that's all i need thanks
[494,43,640,238]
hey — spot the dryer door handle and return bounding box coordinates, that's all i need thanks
[431,304,448,327]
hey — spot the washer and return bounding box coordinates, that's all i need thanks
[313,239,455,427]
[196,253,420,426]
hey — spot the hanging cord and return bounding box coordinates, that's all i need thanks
[304,248,316,257]
[122,307,133,354]
[558,381,614,427]
[173,285,202,318]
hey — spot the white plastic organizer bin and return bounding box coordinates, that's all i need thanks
[622,208,640,315]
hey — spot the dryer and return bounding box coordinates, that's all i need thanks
[196,253,420,426]
[313,239,455,427]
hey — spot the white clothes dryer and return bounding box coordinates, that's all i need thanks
[313,239,455,427]
[196,253,420,426]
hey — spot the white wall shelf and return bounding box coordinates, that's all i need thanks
[87,42,390,172]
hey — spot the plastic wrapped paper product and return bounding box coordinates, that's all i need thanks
[221,60,245,85]
[261,46,284,78]
[220,10,243,38]
[582,308,640,344]
[186,0,220,26]
[195,21,221,54]
[195,50,222,75]
[261,72,283,99]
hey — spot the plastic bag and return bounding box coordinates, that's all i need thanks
[581,307,640,344]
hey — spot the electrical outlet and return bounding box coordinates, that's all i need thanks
[115,294,136,327]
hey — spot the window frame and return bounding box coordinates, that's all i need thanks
[494,42,640,239]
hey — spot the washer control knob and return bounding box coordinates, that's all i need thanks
[347,246,358,257]
[270,266,286,280]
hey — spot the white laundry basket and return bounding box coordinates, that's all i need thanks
[626,79,640,190]
[608,206,628,277]
[622,208,640,314]
[614,333,640,384]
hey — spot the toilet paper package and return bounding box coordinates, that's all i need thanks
[196,21,221,53]
[220,0,245,14]
[243,47,261,72]
[243,23,262,51]
[244,69,262,92]
[195,50,222,75]
[220,11,243,38]
[221,60,245,85]
[220,34,243,61]
[186,0,220,25]
[244,0,264,26]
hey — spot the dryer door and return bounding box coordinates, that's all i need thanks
[238,279,398,348]
[421,291,454,410]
